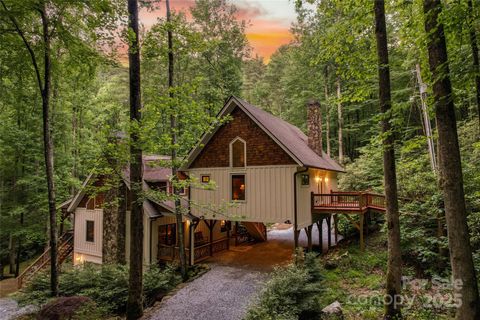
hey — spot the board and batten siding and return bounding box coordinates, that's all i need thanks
[188,165,298,224]
[73,208,103,265]
[296,168,338,228]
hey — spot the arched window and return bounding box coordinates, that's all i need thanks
[230,137,246,167]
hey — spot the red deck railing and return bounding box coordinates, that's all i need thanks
[311,191,386,212]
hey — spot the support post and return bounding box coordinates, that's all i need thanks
[189,222,194,265]
[327,215,332,249]
[307,225,313,252]
[294,228,300,251]
[317,220,323,254]
[359,213,365,251]
[226,221,230,250]
[334,214,339,244]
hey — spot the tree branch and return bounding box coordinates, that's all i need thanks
[0,0,44,93]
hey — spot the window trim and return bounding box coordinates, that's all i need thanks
[230,173,246,202]
[229,137,247,168]
[86,220,95,243]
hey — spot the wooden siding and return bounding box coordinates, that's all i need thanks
[190,107,297,168]
[73,208,103,265]
[296,168,338,228]
[188,165,297,223]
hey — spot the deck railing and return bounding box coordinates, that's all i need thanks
[158,237,230,264]
[311,191,386,212]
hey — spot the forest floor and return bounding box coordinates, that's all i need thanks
[319,232,455,319]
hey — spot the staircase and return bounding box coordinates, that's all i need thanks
[17,231,74,288]
[242,222,267,242]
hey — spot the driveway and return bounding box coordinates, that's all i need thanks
[144,223,337,320]
[144,265,267,320]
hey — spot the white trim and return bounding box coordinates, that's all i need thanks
[229,136,247,168]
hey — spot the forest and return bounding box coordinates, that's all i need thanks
[0,0,480,319]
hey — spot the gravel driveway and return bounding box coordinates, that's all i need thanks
[0,298,37,320]
[144,265,267,320]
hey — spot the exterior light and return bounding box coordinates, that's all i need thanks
[315,176,320,183]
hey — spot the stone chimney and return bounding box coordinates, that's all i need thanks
[307,99,323,156]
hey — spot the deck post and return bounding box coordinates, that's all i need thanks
[317,220,323,254]
[294,228,300,251]
[306,225,313,252]
[334,214,339,244]
[359,213,365,251]
[189,222,195,265]
[326,215,332,249]
[226,221,230,250]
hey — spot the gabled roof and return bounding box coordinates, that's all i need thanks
[183,96,345,172]
[67,157,176,216]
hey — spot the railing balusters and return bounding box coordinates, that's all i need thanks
[311,192,386,212]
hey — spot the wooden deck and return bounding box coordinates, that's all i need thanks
[311,191,386,214]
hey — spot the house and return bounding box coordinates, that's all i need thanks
[67,96,387,268]
[181,96,345,260]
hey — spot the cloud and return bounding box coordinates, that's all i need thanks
[137,0,293,62]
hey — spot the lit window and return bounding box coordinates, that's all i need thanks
[231,174,245,201]
[86,220,94,242]
[231,138,245,167]
[201,175,210,184]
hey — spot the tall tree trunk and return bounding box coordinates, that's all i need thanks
[374,2,402,319]
[336,76,344,163]
[38,7,58,297]
[126,0,144,318]
[468,0,480,129]
[324,65,331,156]
[166,0,188,280]
[424,1,480,319]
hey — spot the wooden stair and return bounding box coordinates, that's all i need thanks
[242,222,267,242]
[17,231,74,288]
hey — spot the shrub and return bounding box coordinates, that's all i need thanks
[245,253,323,320]
[36,296,101,320]
[16,263,181,315]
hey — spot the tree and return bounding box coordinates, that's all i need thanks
[1,0,58,296]
[374,2,402,318]
[165,0,187,281]
[467,0,480,128]
[423,0,480,318]
[126,0,143,318]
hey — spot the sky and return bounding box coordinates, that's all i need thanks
[139,0,298,62]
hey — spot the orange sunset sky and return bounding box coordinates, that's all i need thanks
[140,0,298,62]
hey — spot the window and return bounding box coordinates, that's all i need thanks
[158,224,176,246]
[201,175,210,184]
[231,174,245,201]
[220,220,231,232]
[301,174,310,186]
[86,220,94,242]
[230,138,246,167]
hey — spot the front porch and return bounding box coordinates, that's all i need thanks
[156,220,266,265]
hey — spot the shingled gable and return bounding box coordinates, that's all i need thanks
[183,96,345,172]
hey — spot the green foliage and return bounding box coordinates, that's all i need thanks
[245,253,324,320]
[16,264,181,315]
